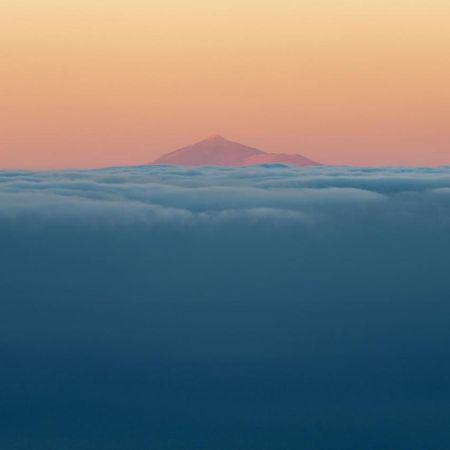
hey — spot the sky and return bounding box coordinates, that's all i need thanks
[1,0,449,169]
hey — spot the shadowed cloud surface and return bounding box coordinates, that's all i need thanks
[1,164,450,449]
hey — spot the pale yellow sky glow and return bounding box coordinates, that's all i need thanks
[1,0,449,168]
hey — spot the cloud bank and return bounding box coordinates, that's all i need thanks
[1,164,450,228]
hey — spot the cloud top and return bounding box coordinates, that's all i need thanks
[1,164,450,228]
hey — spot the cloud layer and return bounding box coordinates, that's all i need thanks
[1,164,450,228]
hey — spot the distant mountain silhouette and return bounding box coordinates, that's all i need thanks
[151,135,319,167]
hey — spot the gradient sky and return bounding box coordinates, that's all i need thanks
[1,0,449,168]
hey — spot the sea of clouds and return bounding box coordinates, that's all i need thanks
[1,164,450,228]
[1,164,450,450]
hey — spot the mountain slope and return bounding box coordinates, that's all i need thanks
[240,152,318,166]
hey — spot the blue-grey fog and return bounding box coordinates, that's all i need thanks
[1,165,450,450]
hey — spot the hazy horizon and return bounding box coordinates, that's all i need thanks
[1,134,449,171]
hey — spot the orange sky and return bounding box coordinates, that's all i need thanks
[1,0,449,168]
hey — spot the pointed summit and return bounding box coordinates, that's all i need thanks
[206,133,226,140]
[151,135,320,167]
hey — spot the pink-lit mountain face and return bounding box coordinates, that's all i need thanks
[151,135,319,167]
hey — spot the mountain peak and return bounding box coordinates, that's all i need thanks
[206,133,226,141]
[151,136,320,167]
